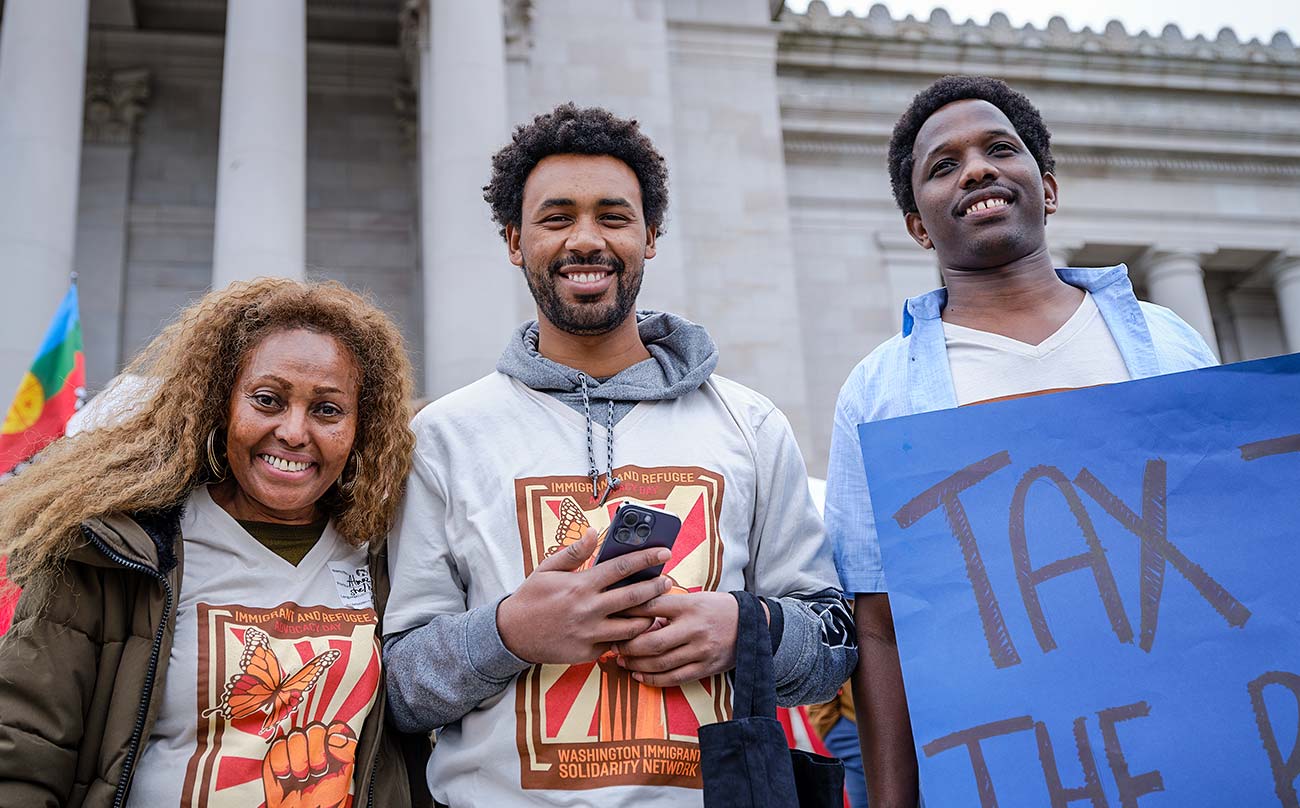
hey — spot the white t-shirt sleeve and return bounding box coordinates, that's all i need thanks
[746,404,857,706]
[748,406,840,599]
[384,441,465,636]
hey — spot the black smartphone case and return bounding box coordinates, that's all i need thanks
[594,502,682,588]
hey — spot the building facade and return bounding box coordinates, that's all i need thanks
[1,0,1297,474]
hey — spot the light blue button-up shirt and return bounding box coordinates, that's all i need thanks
[825,264,1219,594]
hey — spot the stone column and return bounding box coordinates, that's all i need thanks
[77,70,150,390]
[1224,288,1286,361]
[1271,257,1300,353]
[76,69,150,391]
[410,0,515,395]
[1143,251,1219,358]
[0,0,89,396]
[211,0,306,287]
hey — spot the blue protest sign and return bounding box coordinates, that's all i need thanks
[858,353,1300,807]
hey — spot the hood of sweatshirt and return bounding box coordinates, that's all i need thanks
[496,311,718,503]
[496,310,718,401]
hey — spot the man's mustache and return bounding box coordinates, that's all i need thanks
[548,254,624,275]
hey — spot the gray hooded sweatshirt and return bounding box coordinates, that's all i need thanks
[383,312,856,802]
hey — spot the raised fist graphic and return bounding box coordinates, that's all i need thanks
[262,721,358,808]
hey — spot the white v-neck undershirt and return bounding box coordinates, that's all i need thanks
[942,292,1131,406]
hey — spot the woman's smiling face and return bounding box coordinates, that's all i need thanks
[216,328,361,524]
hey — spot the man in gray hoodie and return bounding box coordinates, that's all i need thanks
[383,103,855,807]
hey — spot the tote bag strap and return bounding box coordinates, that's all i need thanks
[729,591,777,720]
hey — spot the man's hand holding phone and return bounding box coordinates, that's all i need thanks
[497,527,672,665]
[614,591,741,688]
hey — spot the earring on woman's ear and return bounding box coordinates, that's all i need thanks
[206,427,227,482]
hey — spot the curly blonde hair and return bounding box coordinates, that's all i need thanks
[0,277,415,585]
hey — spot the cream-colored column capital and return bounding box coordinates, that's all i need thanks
[1269,255,1300,285]
[1140,250,1219,358]
[1143,249,1203,281]
[83,68,151,146]
[211,0,306,287]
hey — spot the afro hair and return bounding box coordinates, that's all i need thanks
[483,103,669,239]
[887,75,1055,214]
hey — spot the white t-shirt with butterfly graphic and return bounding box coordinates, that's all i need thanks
[126,486,380,808]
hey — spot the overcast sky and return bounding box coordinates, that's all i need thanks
[786,0,1295,44]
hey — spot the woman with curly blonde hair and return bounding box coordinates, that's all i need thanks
[0,277,430,808]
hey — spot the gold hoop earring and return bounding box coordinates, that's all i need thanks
[338,454,361,500]
[206,427,227,482]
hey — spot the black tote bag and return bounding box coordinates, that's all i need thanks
[699,591,845,807]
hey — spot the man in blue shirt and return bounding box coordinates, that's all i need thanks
[825,75,1216,807]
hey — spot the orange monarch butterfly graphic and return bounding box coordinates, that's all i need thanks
[202,626,340,740]
[546,496,592,556]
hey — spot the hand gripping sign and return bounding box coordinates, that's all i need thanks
[858,353,1300,807]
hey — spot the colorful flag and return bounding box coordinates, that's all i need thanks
[0,282,85,475]
[0,281,84,633]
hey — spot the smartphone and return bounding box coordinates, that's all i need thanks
[592,502,681,589]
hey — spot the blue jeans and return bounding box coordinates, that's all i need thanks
[823,716,868,808]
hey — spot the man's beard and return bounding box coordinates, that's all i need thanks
[523,253,642,336]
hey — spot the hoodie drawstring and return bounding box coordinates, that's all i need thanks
[577,372,619,505]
